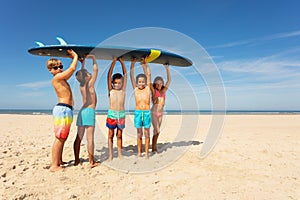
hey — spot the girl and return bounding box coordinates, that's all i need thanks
[150,64,171,153]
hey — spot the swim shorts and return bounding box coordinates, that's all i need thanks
[52,103,73,139]
[134,110,151,128]
[106,109,125,130]
[76,107,95,126]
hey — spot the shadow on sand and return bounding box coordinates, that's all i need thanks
[95,140,202,162]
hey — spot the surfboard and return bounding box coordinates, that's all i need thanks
[28,38,193,67]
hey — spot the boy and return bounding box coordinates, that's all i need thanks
[46,49,78,172]
[130,58,151,159]
[73,54,99,168]
[106,57,127,160]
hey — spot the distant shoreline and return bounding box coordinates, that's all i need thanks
[0,109,299,115]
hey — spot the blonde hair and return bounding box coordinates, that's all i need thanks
[46,58,62,70]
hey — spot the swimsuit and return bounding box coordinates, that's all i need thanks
[152,90,165,118]
[76,107,95,126]
[106,109,125,130]
[134,110,151,128]
[152,111,163,118]
[154,89,166,100]
[52,103,73,139]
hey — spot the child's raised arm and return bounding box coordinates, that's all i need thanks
[130,58,137,89]
[118,57,127,91]
[87,54,98,87]
[107,58,117,92]
[142,61,151,88]
[163,63,171,92]
[56,49,78,80]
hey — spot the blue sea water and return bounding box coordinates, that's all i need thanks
[0,109,299,115]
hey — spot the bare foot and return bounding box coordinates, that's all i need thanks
[89,162,100,168]
[74,160,80,166]
[108,156,113,161]
[145,154,149,159]
[137,153,142,158]
[118,153,123,159]
[49,165,63,172]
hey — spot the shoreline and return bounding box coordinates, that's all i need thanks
[0,110,300,115]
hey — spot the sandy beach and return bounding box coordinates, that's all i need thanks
[0,114,299,199]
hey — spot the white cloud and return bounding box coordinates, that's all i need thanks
[267,30,300,40]
[17,80,51,89]
[216,49,300,94]
[209,29,300,49]
[209,40,253,49]
[218,49,300,76]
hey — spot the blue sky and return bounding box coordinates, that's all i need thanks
[0,0,299,110]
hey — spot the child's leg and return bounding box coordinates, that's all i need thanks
[86,126,98,167]
[152,134,158,153]
[50,137,66,172]
[108,129,115,160]
[137,128,143,157]
[153,115,163,153]
[144,128,150,159]
[151,116,160,152]
[60,141,66,165]
[116,128,123,158]
[73,126,85,166]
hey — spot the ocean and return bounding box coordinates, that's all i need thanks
[0,109,299,115]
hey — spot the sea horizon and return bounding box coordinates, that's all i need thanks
[0,109,299,115]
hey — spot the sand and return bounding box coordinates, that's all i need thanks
[0,114,299,199]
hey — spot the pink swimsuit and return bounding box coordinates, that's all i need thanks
[154,89,166,100]
[152,90,165,118]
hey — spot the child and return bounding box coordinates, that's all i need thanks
[130,58,152,159]
[150,64,171,153]
[73,54,99,168]
[46,49,78,172]
[106,57,127,160]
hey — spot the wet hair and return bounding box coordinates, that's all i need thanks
[153,76,165,90]
[136,73,147,84]
[46,58,62,69]
[75,69,89,86]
